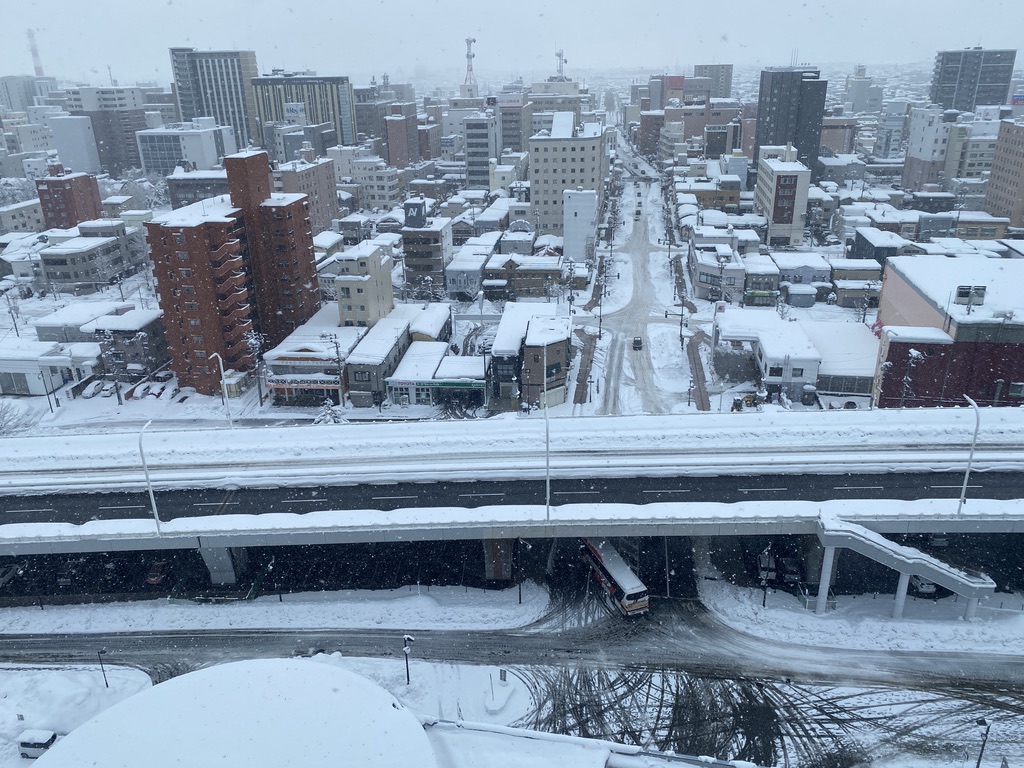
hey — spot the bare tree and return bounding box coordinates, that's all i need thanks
[0,400,32,436]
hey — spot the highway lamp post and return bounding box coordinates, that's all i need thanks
[320,333,345,406]
[402,634,415,685]
[36,372,54,414]
[139,420,161,535]
[207,352,234,429]
[974,718,991,768]
[542,344,551,523]
[477,291,488,409]
[957,395,980,516]
[97,648,108,688]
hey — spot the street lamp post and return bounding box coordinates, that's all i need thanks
[974,718,991,768]
[401,634,415,685]
[207,352,234,429]
[542,343,550,523]
[139,419,161,535]
[320,333,345,406]
[957,395,980,516]
[97,648,108,688]
[37,372,54,414]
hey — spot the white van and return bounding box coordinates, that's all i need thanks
[18,729,58,758]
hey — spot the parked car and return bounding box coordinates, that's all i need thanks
[18,730,58,759]
[147,382,167,398]
[152,370,174,383]
[145,559,173,587]
[632,336,643,350]
[132,382,152,400]
[100,382,117,398]
[910,575,936,594]
[80,381,104,399]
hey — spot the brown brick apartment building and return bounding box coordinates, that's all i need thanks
[146,150,320,395]
[34,162,102,230]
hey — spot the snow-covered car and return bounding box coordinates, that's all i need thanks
[147,382,167,398]
[152,370,174,383]
[910,575,936,594]
[80,380,104,399]
[100,382,117,398]
[131,382,152,400]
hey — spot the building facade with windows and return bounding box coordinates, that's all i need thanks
[34,162,102,230]
[929,47,1016,112]
[252,71,357,147]
[136,117,237,176]
[170,47,260,147]
[146,150,319,395]
[528,112,611,235]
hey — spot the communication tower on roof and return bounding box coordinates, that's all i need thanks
[461,37,479,98]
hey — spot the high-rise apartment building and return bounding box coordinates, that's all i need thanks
[693,65,733,99]
[170,47,260,148]
[930,47,1016,112]
[146,150,319,394]
[34,161,102,229]
[528,112,611,235]
[252,71,357,146]
[47,86,149,175]
[463,112,500,190]
[985,117,1024,227]
[272,154,337,235]
[753,67,827,172]
[753,144,811,247]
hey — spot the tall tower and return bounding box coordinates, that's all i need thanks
[461,37,478,98]
[26,29,44,77]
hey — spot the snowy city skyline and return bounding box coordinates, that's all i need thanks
[0,0,1021,86]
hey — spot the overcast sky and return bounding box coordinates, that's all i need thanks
[2,0,1022,89]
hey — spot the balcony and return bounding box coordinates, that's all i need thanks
[220,303,252,326]
[211,251,244,279]
[214,268,247,292]
[222,317,253,344]
[216,281,249,304]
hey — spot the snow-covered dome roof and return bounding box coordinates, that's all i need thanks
[38,659,437,768]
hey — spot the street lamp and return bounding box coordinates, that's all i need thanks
[320,333,345,406]
[957,395,980,516]
[139,420,161,535]
[36,372,54,414]
[97,648,108,688]
[207,352,234,429]
[974,718,991,768]
[401,634,415,685]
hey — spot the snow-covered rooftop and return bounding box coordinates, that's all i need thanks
[887,256,1024,324]
[30,302,134,328]
[347,318,411,366]
[491,303,561,358]
[151,195,240,227]
[388,302,451,338]
[79,309,163,333]
[38,659,435,768]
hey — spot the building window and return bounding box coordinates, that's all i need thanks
[176,251,189,261]
[353,371,370,382]
[792,367,804,377]
[185,302,199,311]
[173,234,185,245]
[768,365,783,377]
[191,335,203,344]
[183,286,195,295]
[195,350,207,359]
[1009,382,1024,398]
[189,319,201,327]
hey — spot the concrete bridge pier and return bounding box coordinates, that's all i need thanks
[482,539,513,581]
[892,572,911,619]
[200,546,240,585]
[814,545,836,615]
[964,597,980,622]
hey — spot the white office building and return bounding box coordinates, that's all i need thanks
[135,117,237,176]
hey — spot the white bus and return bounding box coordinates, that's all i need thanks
[580,537,650,616]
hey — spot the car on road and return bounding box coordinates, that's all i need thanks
[146,559,174,587]
[910,575,936,594]
[632,336,643,350]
